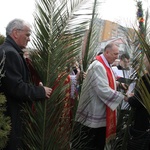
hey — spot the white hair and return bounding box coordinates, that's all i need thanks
[6,18,31,36]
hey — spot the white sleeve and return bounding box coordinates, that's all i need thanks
[70,75,77,99]
[87,61,124,110]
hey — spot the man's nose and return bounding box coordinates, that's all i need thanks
[28,37,30,42]
[115,55,118,59]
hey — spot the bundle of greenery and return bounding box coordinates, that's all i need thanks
[0,94,11,149]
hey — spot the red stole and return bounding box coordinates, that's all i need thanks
[25,58,41,86]
[25,58,41,112]
[96,55,116,142]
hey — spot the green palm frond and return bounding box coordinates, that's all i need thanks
[23,0,100,149]
[0,94,11,149]
[131,5,150,112]
[112,4,150,150]
[82,0,100,72]
[133,30,150,114]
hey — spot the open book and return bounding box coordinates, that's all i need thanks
[116,77,134,85]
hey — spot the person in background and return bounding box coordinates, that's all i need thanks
[23,49,30,59]
[112,58,120,67]
[0,18,52,150]
[112,53,132,109]
[71,42,130,150]
[112,53,131,80]
[70,61,81,99]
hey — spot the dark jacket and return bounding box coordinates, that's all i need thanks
[128,73,150,131]
[0,36,45,149]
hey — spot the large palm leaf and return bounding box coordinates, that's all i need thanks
[22,0,100,149]
[112,5,150,150]
[134,32,150,114]
[130,5,150,114]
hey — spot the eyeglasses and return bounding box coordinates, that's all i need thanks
[14,28,23,31]
[16,28,31,34]
[14,28,31,37]
[15,28,31,33]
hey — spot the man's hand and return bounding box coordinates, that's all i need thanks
[39,82,52,98]
[124,93,134,102]
[44,87,52,99]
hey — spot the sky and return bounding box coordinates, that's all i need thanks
[0,0,149,36]
[0,0,35,36]
[100,0,137,27]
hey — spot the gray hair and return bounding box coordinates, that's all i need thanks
[104,42,118,52]
[6,18,31,36]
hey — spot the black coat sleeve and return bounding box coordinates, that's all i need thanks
[2,50,45,101]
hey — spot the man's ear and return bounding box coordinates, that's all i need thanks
[105,50,109,55]
[11,29,19,39]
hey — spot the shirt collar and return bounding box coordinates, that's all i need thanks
[100,54,111,68]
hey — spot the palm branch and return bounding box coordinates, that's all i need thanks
[82,0,100,72]
[112,5,150,150]
[134,31,150,114]
[22,0,100,149]
[0,94,11,149]
[131,5,150,114]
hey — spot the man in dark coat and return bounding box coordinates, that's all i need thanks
[0,18,52,150]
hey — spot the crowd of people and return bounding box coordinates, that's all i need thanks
[0,18,149,150]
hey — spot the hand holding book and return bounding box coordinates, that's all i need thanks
[116,76,134,85]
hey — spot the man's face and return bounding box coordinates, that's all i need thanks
[120,58,130,68]
[13,26,31,49]
[105,45,119,64]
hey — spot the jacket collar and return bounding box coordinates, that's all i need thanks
[5,35,24,55]
[100,54,111,68]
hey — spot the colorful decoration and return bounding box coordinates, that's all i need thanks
[136,1,145,35]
